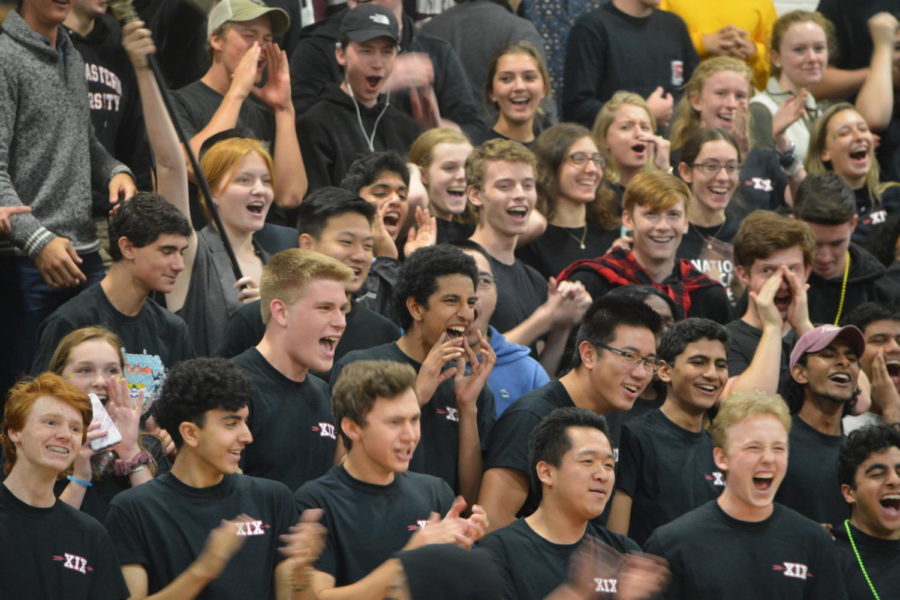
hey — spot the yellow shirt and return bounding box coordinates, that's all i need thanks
[659,0,776,90]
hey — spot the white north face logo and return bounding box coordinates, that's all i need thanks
[369,14,389,25]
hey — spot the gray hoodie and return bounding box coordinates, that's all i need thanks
[0,10,130,258]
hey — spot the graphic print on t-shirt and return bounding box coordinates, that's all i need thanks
[84,62,123,113]
[312,422,337,439]
[435,405,459,422]
[407,518,431,531]
[705,471,726,487]
[52,552,93,574]
[690,236,734,303]
[771,561,810,580]
[123,349,166,411]
[235,519,271,537]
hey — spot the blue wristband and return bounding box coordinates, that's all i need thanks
[66,475,93,488]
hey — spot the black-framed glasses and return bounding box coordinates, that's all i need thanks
[595,343,664,373]
[567,152,606,169]
[691,161,741,175]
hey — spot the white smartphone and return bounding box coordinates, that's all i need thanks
[88,393,123,452]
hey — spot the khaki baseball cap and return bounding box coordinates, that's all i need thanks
[207,0,290,39]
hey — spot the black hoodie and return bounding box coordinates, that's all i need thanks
[289,9,485,141]
[297,85,420,192]
[807,243,900,325]
[66,13,153,212]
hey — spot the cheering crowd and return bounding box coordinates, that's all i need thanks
[1,0,900,597]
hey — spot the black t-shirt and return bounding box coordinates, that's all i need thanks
[52,434,171,523]
[516,223,619,281]
[853,185,900,246]
[479,518,640,600]
[876,114,900,182]
[331,342,496,493]
[436,218,475,245]
[644,501,849,599]
[0,484,129,600]
[487,254,548,335]
[725,319,796,399]
[32,283,195,406]
[105,472,297,599]
[216,301,400,381]
[834,521,900,600]
[294,466,455,585]
[616,409,723,546]
[774,416,848,529]
[233,348,336,492]
[484,380,624,517]
[732,149,788,213]
[676,219,739,304]
[171,80,275,142]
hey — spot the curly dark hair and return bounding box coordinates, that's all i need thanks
[392,244,477,330]
[155,358,253,449]
[572,296,663,367]
[527,407,609,502]
[657,318,728,364]
[837,423,900,488]
[108,193,192,262]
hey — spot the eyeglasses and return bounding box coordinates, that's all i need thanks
[595,343,664,373]
[567,152,606,169]
[691,161,741,175]
[476,273,495,290]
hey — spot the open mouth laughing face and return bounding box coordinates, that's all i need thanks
[338,37,399,108]
[359,170,409,241]
[821,109,874,187]
[490,52,546,127]
[714,414,788,519]
[861,319,900,393]
[423,142,472,220]
[604,104,655,173]
[843,446,900,539]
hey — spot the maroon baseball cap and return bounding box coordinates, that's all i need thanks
[789,324,865,369]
